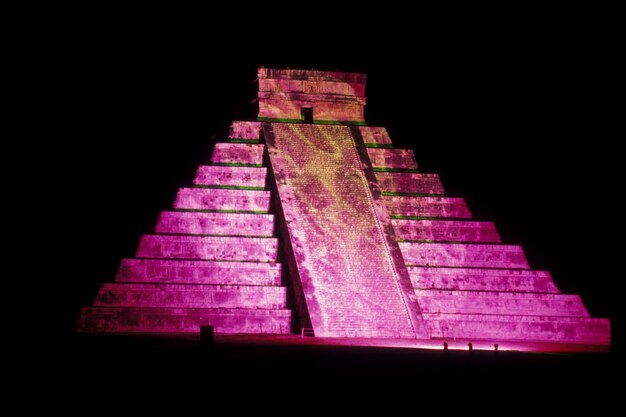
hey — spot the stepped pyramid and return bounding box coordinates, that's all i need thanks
[78,68,610,349]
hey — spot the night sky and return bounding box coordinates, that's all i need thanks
[43,19,620,353]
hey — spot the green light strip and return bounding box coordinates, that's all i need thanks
[373,168,420,173]
[391,216,451,220]
[192,185,266,191]
[136,257,276,264]
[257,117,367,125]
[174,209,269,214]
[404,264,528,270]
[398,240,501,245]
[257,117,302,123]
[210,162,264,167]
[157,232,274,239]
[314,120,367,126]
[381,191,445,197]
[224,139,261,144]
[364,143,395,148]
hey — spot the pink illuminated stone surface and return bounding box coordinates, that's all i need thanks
[375,172,445,194]
[93,283,287,309]
[173,188,270,211]
[155,211,274,237]
[424,313,610,344]
[366,148,418,169]
[228,121,261,139]
[415,290,589,316]
[358,126,392,145]
[77,68,610,351]
[77,307,291,333]
[408,267,557,293]
[210,143,265,165]
[399,242,529,268]
[117,259,282,285]
[136,234,278,262]
[392,219,501,242]
[193,165,267,188]
[383,195,472,218]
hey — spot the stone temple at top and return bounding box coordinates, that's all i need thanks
[77,68,610,351]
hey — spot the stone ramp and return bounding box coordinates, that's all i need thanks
[77,121,291,334]
[265,123,426,338]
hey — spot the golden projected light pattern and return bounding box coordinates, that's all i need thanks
[266,123,422,338]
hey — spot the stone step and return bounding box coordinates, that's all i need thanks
[93,283,287,309]
[77,307,292,334]
[193,165,267,188]
[136,235,278,262]
[155,211,274,237]
[376,172,445,194]
[116,258,282,285]
[229,121,261,139]
[424,313,611,345]
[408,267,558,293]
[366,148,418,169]
[383,196,472,218]
[210,143,265,165]
[392,219,500,243]
[173,188,271,212]
[399,242,529,268]
[416,290,589,316]
[357,126,392,145]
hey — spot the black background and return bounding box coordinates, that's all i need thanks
[37,14,621,354]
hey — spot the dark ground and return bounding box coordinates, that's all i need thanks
[47,333,619,401]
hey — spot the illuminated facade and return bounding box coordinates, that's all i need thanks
[77,68,610,350]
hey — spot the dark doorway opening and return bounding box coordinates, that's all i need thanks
[301,107,313,124]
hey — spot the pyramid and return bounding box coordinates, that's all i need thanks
[78,68,610,349]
